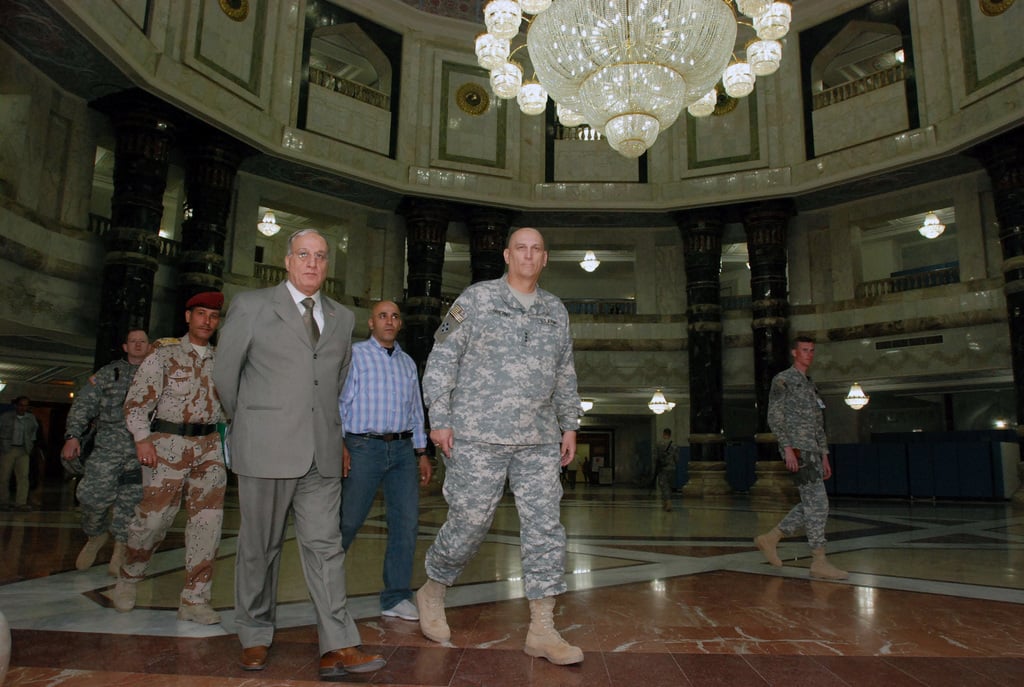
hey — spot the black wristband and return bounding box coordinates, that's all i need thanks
[415,450,428,457]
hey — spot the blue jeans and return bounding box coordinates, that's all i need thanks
[341,435,419,611]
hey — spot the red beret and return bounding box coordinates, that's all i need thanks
[185,291,224,311]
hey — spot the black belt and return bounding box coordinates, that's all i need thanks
[150,419,218,437]
[348,431,413,442]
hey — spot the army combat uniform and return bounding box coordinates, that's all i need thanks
[422,276,581,600]
[767,365,830,549]
[122,339,226,608]
[65,359,143,543]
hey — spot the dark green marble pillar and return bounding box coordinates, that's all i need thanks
[678,209,725,461]
[91,91,177,368]
[178,125,249,313]
[467,207,511,283]
[400,198,451,376]
[742,200,793,459]
[976,128,1024,436]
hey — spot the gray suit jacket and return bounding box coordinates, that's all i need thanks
[213,281,355,479]
[0,410,39,455]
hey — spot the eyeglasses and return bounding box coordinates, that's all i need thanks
[292,250,329,263]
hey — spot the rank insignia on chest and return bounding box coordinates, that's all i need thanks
[449,304,466,322]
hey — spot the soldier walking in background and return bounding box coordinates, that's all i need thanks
[61,329,150,575]
[755,336,848,581]
[114,292,227,624]
[654,428,676,512]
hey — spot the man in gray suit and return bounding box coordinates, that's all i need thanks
[214,229,385,681]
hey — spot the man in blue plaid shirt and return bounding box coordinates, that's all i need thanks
[339,300,432,621]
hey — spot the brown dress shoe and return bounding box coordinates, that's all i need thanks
[239,645,269,671]
[319,646,385,680]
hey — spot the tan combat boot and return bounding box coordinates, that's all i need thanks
[75,532,109,570]
[177,603,222,625]
[112,577,137,612]
[810,547,848,580]
[416,579,450,643]
[524,597,583,665]
[107,541,126,577]
[754,527,784,567]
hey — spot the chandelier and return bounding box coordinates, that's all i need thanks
[579,250,601,272]
[648,389,676,414]
[844,383,870,410]
[474,0,792,158]
[918,212,945,239]
[258,210,280,237]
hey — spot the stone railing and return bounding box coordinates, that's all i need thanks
[308,67,390,110]
[563,299,637,315]
[812,63,905,110]
[856,263,960,299]
[252,263,345,301]
[552,124,605,142]
[87,213,179,259]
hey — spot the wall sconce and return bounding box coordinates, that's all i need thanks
[844,382,870,410]
[579,250,600,272]
[258,210,281,237]
[918,212,945,239]
[580,399,594,413]
[648,389,676,415]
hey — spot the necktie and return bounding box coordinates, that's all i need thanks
[301,297,320,345]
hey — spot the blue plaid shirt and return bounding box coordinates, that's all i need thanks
[339,337,427,449]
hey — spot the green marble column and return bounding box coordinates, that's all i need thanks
[742,200,793,459]
[678,209,725,461]
[178,124,250,313]
[400,198,451,376]
[467,207,511,283]
[91,91,177,368]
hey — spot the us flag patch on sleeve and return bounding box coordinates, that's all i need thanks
[436,303,467,343]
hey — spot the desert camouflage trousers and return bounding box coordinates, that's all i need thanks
[122,432,226,605]
[777,451,830,549]
[425,439,567,600]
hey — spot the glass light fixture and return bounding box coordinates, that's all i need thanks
[648,389,677,415]
[687,88,718,117]
[579,250,601,272]
[475,33,510,70]
[490,61,523,99]
[257,210,280,237]
[918,212,945,239]
[517,81,549,115]
[557,103,586,127]
[747,39,783,76]
[473,0,793,158]
[844,383,870,410]
[580,399,594,412]
[0,379,6,393]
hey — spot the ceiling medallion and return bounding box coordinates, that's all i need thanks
[218,0,249,22]
[456,82,490,116]
[979,0,1015,16]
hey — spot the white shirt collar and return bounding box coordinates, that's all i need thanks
[285,280,320,308]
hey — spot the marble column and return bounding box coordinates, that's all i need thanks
[742,200,793,459]
[976,128,1024,435]
[178,124,249,312]
[677,209,725,461]
[467,207,511,283]
[91,91,177,368]
[400,199,451,375]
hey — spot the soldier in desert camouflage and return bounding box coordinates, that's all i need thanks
[113,291,227,624]
[416,227,584,665]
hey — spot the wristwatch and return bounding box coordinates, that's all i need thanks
[415,449,428,457]
[64,433,77,441]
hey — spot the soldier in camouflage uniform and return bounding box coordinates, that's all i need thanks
[755,336,848,580]
[61,329,150,575]
[113,292,228,624]
[417,228,584,665]
[654,428,676,512]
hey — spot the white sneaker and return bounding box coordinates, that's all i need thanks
[381,598,419,621]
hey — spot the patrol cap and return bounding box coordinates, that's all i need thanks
[185,291,224,311]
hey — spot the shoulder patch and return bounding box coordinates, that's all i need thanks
[435,303,467,343]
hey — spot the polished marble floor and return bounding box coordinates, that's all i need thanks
[2,476,1024,686]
